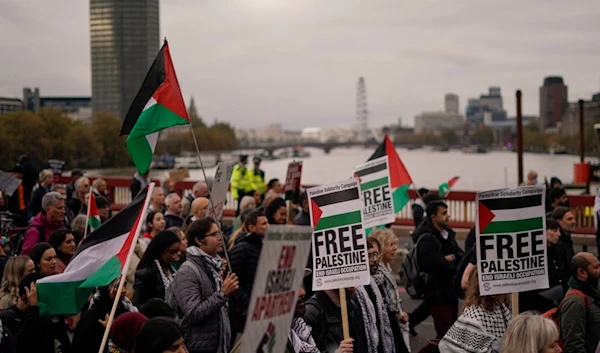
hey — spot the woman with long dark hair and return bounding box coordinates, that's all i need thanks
[265,197,287,225]
[142,210,166,246]
[48,229,77,273]
[134,317,187,353]
[71,275,138,352]
[29,242,58,276]
[133,230,180,307]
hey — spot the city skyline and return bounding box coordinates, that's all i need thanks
[1,0,599,129]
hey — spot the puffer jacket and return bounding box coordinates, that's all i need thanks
[171,254,231,353]
[416,218,464,303]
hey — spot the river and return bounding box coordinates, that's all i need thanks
[89,147,598,191]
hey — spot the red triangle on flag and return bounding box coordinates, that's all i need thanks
[310,199,323,228]
[353,173,362,183]
[88,192,99,218]
[478,201,496,233]
[384,134,413,188]
[448,176,460,188]
[152,42,189,121]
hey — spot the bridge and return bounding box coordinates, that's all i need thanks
[237,140,380,154]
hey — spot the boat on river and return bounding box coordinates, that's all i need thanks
[549,143,567,155]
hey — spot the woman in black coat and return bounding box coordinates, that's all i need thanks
[132,230,181,307]
[71,276,137,353]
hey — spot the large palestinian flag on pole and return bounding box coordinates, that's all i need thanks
[37,185,153,315]
[120,40,189,174]
[368,134,413,213]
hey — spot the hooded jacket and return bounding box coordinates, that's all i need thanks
[20,212,65,255]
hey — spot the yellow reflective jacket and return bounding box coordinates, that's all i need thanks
[230,164,253,199]
[249,168,266,195]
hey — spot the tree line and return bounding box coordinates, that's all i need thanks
[0,108,238,171]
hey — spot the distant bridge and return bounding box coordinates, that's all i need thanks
[237,140,380,154]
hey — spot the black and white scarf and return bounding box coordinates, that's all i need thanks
[356,279,396,353]
[154,259,174,299]
[288,317,319,353]
[187,246,223,291]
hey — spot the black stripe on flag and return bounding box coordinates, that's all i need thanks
[480,194,542,210]
[312,187,359,207]
[74,187,148,257]
[355,162,387,177]
[120,43,167,135]
[367,139,386,161]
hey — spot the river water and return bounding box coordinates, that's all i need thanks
[91,147,598,192]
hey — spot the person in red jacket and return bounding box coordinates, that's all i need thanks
[20,192,66,255]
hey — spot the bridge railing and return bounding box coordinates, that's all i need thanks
[59,176,597,235]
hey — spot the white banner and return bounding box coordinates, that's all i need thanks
[308,178,370,291]
[207,161,235,221]
[353,156,395,229]
[241,225,312,353]
[476,185,548,296]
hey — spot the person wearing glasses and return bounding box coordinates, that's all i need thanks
[133,230,181,307]
[170,218,239,353]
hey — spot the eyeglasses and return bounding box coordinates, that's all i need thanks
[206,230,222,237]
[368,251,380,259]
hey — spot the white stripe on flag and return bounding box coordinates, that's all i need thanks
[319,198,362,218]
[489,206,544,222]
[146,132,159,153]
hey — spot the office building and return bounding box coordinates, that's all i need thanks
[444,93,459,114]
[539,76,568,132]
[414,111,465,134]
[90,0,160,118]
[560,98,600,136]
[466,87,507,126]
[22,87,92,123]
[0,97,23,116]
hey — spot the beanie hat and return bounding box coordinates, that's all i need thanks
[110,312,148,350]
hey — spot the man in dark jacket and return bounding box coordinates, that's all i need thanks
[416,200,464,344]
[558,252,600,353]
[553,206,576,265]
[303,287,367,353]
[27,169,54,221]
[65,169,84,203]
[228,210,268,342]
[411,188,429,227]
[293,191,310,226]
[164,193,184,228]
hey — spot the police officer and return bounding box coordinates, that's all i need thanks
[250,157,266,196]
[230,154,253,215]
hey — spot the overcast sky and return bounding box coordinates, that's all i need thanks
[1,0,599,129]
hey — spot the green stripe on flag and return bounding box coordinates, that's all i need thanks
[315,211,362,231]
[360,177,389,191]
[89,216,101,230]
[439,182,450,196]
[481,217,543,234]
[393,184,411,213]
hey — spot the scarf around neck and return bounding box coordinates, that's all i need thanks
[154,259,174,299]
[187,246,223,291]
[568,276,600,300]
[289,317,319,353]
[356,279,395,353]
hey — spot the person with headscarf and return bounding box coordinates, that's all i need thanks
[108,312,148,353]
[71,275,138,353]
[133,230,180,307]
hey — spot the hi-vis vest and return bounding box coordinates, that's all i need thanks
[249,168,266,195]
[230,164,253,199]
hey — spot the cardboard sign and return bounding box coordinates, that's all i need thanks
[241,225,312,353]
[308,178,370,291]
[353,156,395,229]
[168,168,190,183]
[284,161,303,201]
[476,185,548,296]
[206,162,235,220]
[0,170,21,197]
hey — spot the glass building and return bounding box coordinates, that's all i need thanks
[90,0,159,119]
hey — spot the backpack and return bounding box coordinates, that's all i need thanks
[13,224,45,256]
[542,288,590,351]
[166,260,202,322]
[401,233,440,299]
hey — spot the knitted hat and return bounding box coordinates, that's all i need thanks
[110,312,148,350]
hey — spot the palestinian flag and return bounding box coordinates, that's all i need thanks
[87,192,101,232]
[37,186,152,315]
[120,41,189,174]
[368,134,413,212]
[478,194,544,235]
[439,176,460,197]
[310,183,362,231]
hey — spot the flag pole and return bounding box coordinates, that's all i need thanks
[97,183,155,353]
[186,121,233,274]
[83,192,93,240]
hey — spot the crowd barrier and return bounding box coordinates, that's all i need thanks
[57,176,597,235]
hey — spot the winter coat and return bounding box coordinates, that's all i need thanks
[132,260,170,307]
[303,291,368,353]
[20,212,65,255]
[171,255,231,353]
[164,213,184,229]
[558,278,600,353]
[15,306,71,353]
[228,233,263,319]
[416,218,464,303]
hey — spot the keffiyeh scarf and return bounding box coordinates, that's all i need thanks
[154,259,174,299]
[187,246,223,291]
[288,317,319,353]
[356,279,396,353]
[373,262,402,313]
